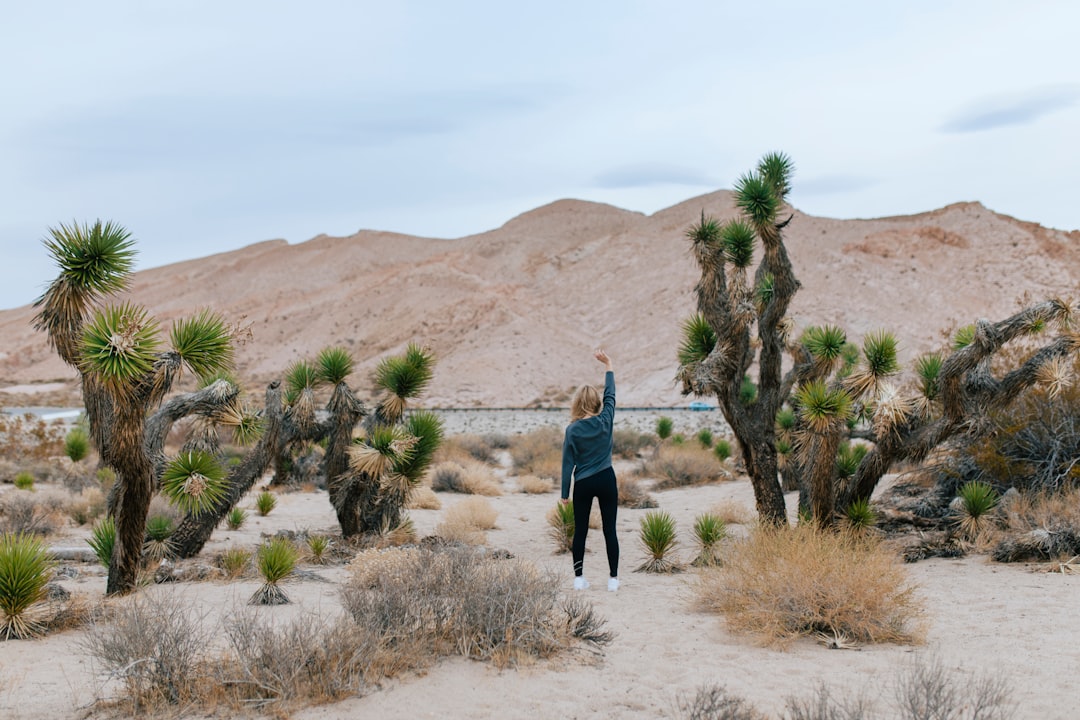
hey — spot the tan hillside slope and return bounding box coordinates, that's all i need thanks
[1,193,1077,407]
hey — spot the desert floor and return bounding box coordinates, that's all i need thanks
[2,416,1079,719]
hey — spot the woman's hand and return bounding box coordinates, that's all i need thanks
[594,349,613,371]
[560,497,571,506]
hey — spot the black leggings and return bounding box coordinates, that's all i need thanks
[572,466,619,578]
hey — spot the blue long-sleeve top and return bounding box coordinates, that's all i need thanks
[561,371,616,499]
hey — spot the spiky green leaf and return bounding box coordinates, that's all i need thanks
[795,380,853,432]
[0,532,54,638]
[80,302,160,386]
[375,344,434,400]
[397,410,445,481]
[734,173,778,227]
[87,517,116,569]
[953,324,975,350]
[678,314,717,366]
[775,407,796,431]
[757,152,794,201]
[914,352,943,399]
[256,537,297,584]
[720,220,756,268]
[316,346,354,385]
[161,450,228,516]
[685,215,722,247]
[170,309,234,379]
[863,330,899,378]
[43,220,136,296]
[803,325,847,363]
[755,272,775,309]
[284,360,320,404]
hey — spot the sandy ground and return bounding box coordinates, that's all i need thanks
[2,433,1079,720]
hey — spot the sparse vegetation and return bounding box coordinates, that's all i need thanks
[306,534,331,563]
[616,476,658,509]
[655,416,674,441]
[143,515,175,563]
[251,536,298,605]
[254,490,277,516]
[954,481,999,540]
[217,547,251,578]
[517,474,553,494]
[713,439,732,462]
[226,506,247,530]
[547,501,575,554]
[508,427,562,479]
[691,513,727,567]
[429,460,502,495]
[696,428,714,448]
[13,472,34,491]
[696,524,923,646]
[613,428,654,458]
[0,532,55,639]
[64,427,90,463]
[636,510,681,573]
[643,444,730,490]
[407,485,442,509]
[88,517,116,569]
[844,498,877,533]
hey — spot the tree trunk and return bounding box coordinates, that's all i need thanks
[105,403,154,596]
[806,433,842,527]
[170,383,283,558]
[744,440,786,525]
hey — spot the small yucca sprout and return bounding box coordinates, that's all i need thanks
[678,314,717,366]
[547,501,575,554]
[250,537,298,605]
[795,381,853,433]
[161,450,227,516]
[775,407,796,432]
[316,346,354,385]
[691,513,727,567]
[226,506,248,530]
[954,481,999,540]
[13,472,33,491]
[835,442,868,480]
[87,517,116,569]
[382,516,417,546]
[80,302,160,389]
[720,220,757,268]
[696,429,714,449]
[306,534,331,564]
[914,352,944,400]
[714,439,732,461]
[656,416,674,441]
[0,532,55,639]
[64,427,89,463]
[254,491,277,517]
[636,511,681,573]
[143,515,175,563]
[1035,356,1074,399]
[218,547,251,578]
[170,308,234,379]
[845,499,877,533]
[953,324,976,350]
[733,172,778,228]
[755,272,775,310]
[775,437,792,457]
[803,325,847,369]
[739,375,758,406]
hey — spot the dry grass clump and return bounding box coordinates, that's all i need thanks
[518,474,554,494]
[612,428,655,458]
[508,427,562,479]
[82,591,212,710]
[429,460,502,495]
[434,497,498,545]
[67,486,107,526]
[696,524,923,647]
[642,444,732,490]
[710,499,755,526]
[438,434,499,465]
[340,545,612,670]
[617,475,658,509]
[991,487,1080,562]
[0,491,62,536]
[677,683,764,720]
[407,485,442,510]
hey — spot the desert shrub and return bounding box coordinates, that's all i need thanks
[143,515,175,564]
[547,501,575,554]
[711,499,754,526]
[430,462,466,493]
[0,492,58,536]
[517,474,553,494]
[893,654,1015,720]
[672,433,686,445]
[655,416,674,440]
[0,532,55,639]
[87,517,116,568]
[844,498,877,533]
[82,591,212,708]
[13,472,34,491]
[677,683,763,720]
[407,485,442,509]
[64,427,90,463]
[613,428,654,458]
[225,506,247,530]
[953,481,999,540]
[306,534,331,564]
[713,439,732,462]
[444,497,498,530]
[68,486,106,525]
[340,545,611,670]
[691,513,726,567]
[617,475,658,509]
[644,444,731,490]
[251,537,298,605]
[429,460,502,495]
[220,610,370,708]
[637,510,681,573]
[508,427,562,478]
[446,434,497,464]
[784,683,874,720]
[254,490,277,516]
[217,547,252,578]
[696,524,923,646]
[696,428,714,449]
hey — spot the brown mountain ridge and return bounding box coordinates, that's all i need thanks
[1,191,1077,407]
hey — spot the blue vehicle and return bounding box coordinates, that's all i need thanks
[688,401,714,411]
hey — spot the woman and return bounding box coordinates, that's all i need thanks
[561,349,619,592]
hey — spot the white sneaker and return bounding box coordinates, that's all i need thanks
[573,577,590,591]
[608,577,620,592]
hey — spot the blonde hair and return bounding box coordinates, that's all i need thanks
[570,385,602,421]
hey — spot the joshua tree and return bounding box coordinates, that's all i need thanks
[34,221,236,594]
[677,155,1080,527]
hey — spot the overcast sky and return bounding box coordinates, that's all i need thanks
[3,0,1078,310]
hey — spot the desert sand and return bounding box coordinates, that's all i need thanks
[1,429,1078,719]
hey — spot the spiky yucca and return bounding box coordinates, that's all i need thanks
[0,532,55,640]
[254,491,277,517]
[226,506,248,530]
[636,511,681,573]
[218,547,251,578]
[691,513,727,567]
[714,439,732,462]
[306,534,331,564]
[954,481,999,540]
[547,501,575,554]
[87,517,116,569]
[844,330,899,398]
[170,308,234,379]
[803,325,847,373]
[143,515,175,563]
[316,346,354,385]
[952,324,976,350]
[678,314,717,366]
[696,429,714,449]
[374,343,434,423]
[250,537,298,605]
[80,302,160,391]
[161,451,228,516]
[656,417,674,441]
[844,499,877,533]
[215,400,264,446]
[64,427,90,463]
